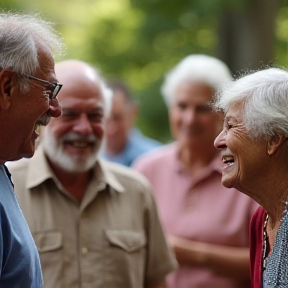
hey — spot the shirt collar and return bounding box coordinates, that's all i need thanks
[96,160,125,193]
[26,144,54,189]
[26,144,125,194]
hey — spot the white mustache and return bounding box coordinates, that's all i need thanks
[61,133,98,143]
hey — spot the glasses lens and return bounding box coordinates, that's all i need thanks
[25,75,63,100]
[53,84,62,99]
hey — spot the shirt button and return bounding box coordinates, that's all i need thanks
[82,247,88,255]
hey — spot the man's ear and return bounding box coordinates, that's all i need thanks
[267,133,286,155]
[0,69,15,110]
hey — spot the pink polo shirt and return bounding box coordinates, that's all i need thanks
[133,143,259,288]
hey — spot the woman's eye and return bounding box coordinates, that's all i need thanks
[227,122,233,129]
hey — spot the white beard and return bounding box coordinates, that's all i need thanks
[43,127,101,173]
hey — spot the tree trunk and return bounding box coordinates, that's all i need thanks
[217,0,279,75]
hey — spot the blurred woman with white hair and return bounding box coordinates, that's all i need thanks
[214,67,288,288]
[133,54,259,288]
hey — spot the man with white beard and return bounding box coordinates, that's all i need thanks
[8,60,177,288]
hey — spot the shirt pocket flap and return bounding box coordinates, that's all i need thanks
[105,230,146,252]
[33,231,62,253]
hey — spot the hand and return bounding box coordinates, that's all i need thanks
[166,234,207,265]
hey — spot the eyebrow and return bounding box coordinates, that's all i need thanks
[225,115,242,123]
[61,107,103,113]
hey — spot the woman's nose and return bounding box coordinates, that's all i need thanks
[214,129,226,149]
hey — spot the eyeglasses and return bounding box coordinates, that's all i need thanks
[24,75,63,100]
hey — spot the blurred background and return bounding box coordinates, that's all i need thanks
[2,0,288,142]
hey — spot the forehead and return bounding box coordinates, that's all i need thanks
[225,102,244,121]
[111,90,130,111]
[175,82,214,103]
[59,83,104,112]
[36,44,56,79]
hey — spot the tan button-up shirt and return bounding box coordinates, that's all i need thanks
[8,145,177,288]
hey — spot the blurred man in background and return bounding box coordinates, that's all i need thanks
[8,60,177,288]
[101,79,162,166]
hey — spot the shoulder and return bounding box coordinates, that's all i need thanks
[133,143,176,169]
[6,158,31,186]
[6,158,30,173]
[250,206,266,229]
[100,160,153,191]
[128,129,162,151]
[100,160,157,209]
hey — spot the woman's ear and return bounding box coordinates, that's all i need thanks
[267,133,286,155]
[0,69,15,110]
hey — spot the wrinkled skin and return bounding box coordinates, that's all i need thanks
[214,102,270,199]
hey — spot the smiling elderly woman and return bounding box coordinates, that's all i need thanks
[214,67,288,288]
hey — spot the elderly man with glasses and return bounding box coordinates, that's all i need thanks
[0,12,64,287]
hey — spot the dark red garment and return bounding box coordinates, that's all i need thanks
[249,206,266,288]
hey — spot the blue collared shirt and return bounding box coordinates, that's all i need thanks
[0,165,43,288]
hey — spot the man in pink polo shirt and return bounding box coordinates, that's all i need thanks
[133,54,259,288]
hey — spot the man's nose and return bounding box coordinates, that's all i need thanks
[74,114,93,135]
[48,98,61,118]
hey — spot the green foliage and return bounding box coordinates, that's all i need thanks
[82,0,222,141]
[275,3,288,67]
[0,0,285,142]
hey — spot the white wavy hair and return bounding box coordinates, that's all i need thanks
[215,67,288,139]
[161,54,232,107]
[0,12,64,92]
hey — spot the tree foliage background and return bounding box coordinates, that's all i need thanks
[1,0,288,142]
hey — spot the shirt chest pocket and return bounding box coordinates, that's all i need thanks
[33,231,62,253]
[32,231,64,286]
[105,229,146,252]
[104,229,147,286]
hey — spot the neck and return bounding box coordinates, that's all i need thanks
[267,194,288,229]
[48,159,92,203]
[256,167,288,226]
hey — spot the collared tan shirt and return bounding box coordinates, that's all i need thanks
[8,145,177,288]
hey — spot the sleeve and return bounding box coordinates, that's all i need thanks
[0,205,3,275]
[142,182,178,287]
[249,206,265,288]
